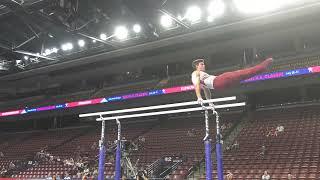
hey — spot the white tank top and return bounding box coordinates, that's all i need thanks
[191,71,216,89]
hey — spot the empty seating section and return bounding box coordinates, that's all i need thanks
[0,112,241,179]
[217,105,320,179]
[0,89,95,112]
[0,129,86,178]
[268,55,320,72]
[12,121,157,179]
[34,89,96,107]
[92,80,159,98]
[156,113,240,179]
[3,104,320,179]
[0,133,32,171]
[0,95,45,111]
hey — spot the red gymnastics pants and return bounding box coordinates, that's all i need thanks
[213,58,273,90]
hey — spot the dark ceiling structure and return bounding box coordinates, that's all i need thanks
[0,0,172,72]
[0,0,318,76]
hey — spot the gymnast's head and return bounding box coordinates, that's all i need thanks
[192,58,206,71]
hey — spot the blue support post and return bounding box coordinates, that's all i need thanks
[203,109,212,180]
[115,142,121,180]
[216,143,223,180]
[98,120,106,180]
[214,111,224,180]
[204,140,212,180]
[114,119,122,180]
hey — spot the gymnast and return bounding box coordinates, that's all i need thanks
[191,57,273,105]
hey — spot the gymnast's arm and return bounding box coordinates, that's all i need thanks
[194,71,203,100]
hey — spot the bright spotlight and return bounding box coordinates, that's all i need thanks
[92,39,97,43]
[208,0,225,21]
[233,0,283,14]
[24,56,29,60]
[78,39,85,47]
[61,43,73,51]
[185,6,202,23]
[45,49,51,55]
[52,47,58,53]
[61,44,67,51]
[67,43,73,50]
[100,33,107,41]
[177,15,184,21]
[115,26,129,40]
[133,24,141,33]
[160,14,173,28]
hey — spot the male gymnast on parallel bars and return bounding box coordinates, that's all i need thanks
[191,57,273,105]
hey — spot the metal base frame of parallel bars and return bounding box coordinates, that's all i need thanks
[79,96,246,180]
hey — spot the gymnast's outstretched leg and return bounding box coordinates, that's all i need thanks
[213,58,273,90]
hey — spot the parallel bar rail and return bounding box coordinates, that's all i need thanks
[96,102,246,121]
[79,96,237,118]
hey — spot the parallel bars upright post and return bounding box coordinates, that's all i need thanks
[213,110,224,180]
[98,119,106,180]
[115,119,122,180]
[203,109,212,180]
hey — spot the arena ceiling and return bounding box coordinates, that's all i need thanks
[0,0,168,71]
[0,0,319,77]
